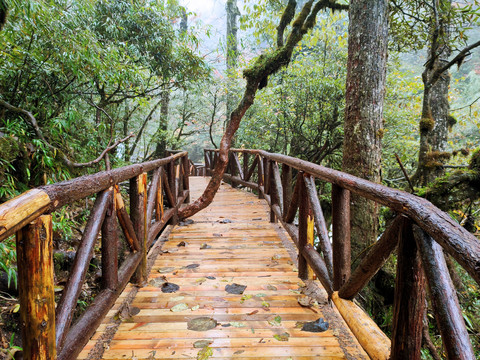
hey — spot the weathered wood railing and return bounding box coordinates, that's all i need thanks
[0,152,190,360]
[205,148,479,360]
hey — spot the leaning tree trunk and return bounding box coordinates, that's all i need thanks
[179,0,348,219]
[342,0,388,262]
[153,87,170,159]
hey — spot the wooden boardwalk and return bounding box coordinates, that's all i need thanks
[79,177,369,360]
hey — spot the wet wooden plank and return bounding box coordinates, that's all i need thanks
[79,177,369,360]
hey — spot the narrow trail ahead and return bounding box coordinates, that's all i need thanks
[79,177,368,360]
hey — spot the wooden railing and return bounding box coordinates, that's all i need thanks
[205,148,479,360]
[0,152,191,360]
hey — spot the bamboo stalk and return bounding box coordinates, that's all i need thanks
[16,215,56,360]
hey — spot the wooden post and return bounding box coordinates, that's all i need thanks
[268,160,276,223]
[182,155,190,203]
[156,169,164,222]
[101,188,118,290]
[414,225,475,360]
[204,151,210,175]
[230,152,237,188]
[391,220,426,360]
[257,155,264,199]
[281,164,292,215]
[298,173,313,280]
[166,161,178,224]
[263,157,270,196]
[131,172,147,285]
[243,152,249,181]
[16,215,56,360]
[332,184,351,290]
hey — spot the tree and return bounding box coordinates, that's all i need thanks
[179,0,348,219]
[226,0,241,127]
[342,0,388,260]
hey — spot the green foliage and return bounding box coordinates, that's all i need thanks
[0,236,17,289]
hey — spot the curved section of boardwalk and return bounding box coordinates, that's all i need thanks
[79,177,369,360]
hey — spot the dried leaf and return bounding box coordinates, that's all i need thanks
[218,219,232,223]
[273,332,290,341]
[271,254,281,260]
[266,284,277,291]
[161,282,180,293]
[297,296,314,307]
[171,303,189,312]
[301,318,329,333]
[193,340,213,348]
[129,307,141,316]
[196,346,213,360]
[255,293,267,297]
[187,317,218,331]
[158,267,175,274]
[262,301,270,309]
[200,243,212,249]
[233,350,244,355]
[206,276,216,280]
[225,283,246,294]
[240,294,252,303]
[184,264,200,269]
[195,277,207,285]
[295,321,305,329]
[247,310,259,316]
[213,233,223,237]
[229,322,246,328]
[149,276,167,287]
[268,315,282,326]
[191,305,200,311]
[177,241,187,247]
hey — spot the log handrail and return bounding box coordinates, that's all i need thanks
[204,148,478,360]
[0,151,190,360]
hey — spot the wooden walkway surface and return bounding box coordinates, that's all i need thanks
[79,177,369,360]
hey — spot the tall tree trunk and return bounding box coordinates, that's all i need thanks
[342,0,388,262]
[414,2,452,187]
[153,87,170,159]
[226,0,240,128]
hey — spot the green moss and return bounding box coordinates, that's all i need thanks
[420,116,435,132]
[0,135,21,163]
[469,149,480,172]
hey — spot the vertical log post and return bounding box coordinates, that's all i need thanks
[131,172,147,285]
[332,184,351,290]
[167,160,178,224]
[243,152,249,181]
[414,226,475,360]
[298,173,313,280]
[16,215,56,360]
[230,152,237,188]
[182,155,190,203]
[101,188,118,290]
[156,168,164,222]
[263,157,270,196]
[268,160,277,223]
[204,151,210,175]
[281,164,292,217]
[257,155,264,199]
[391,220,426,360]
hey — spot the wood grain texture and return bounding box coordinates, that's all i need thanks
[79,177,369,360]
[331,292,390,360]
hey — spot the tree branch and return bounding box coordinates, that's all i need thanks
[277,0,297,47]
[0,99,134,168]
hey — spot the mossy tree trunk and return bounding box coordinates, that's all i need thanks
[342,0,388,262]
[226,0,240,129]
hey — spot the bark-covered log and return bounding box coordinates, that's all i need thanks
[101,189,118,290]
[56,190,110,349]
[146,167,162,223]
[302,244,333,296]
[16,215,56,360]
[304,175,333,278]
[114,186,140,252]
[391,220,426,360]
[413,225,475,360]
[338,216,402,300]
[281,164,292,216]
[332,184,351,290]
[298,174,310,280]
[131,173,147,285]
[284,174,301,223]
